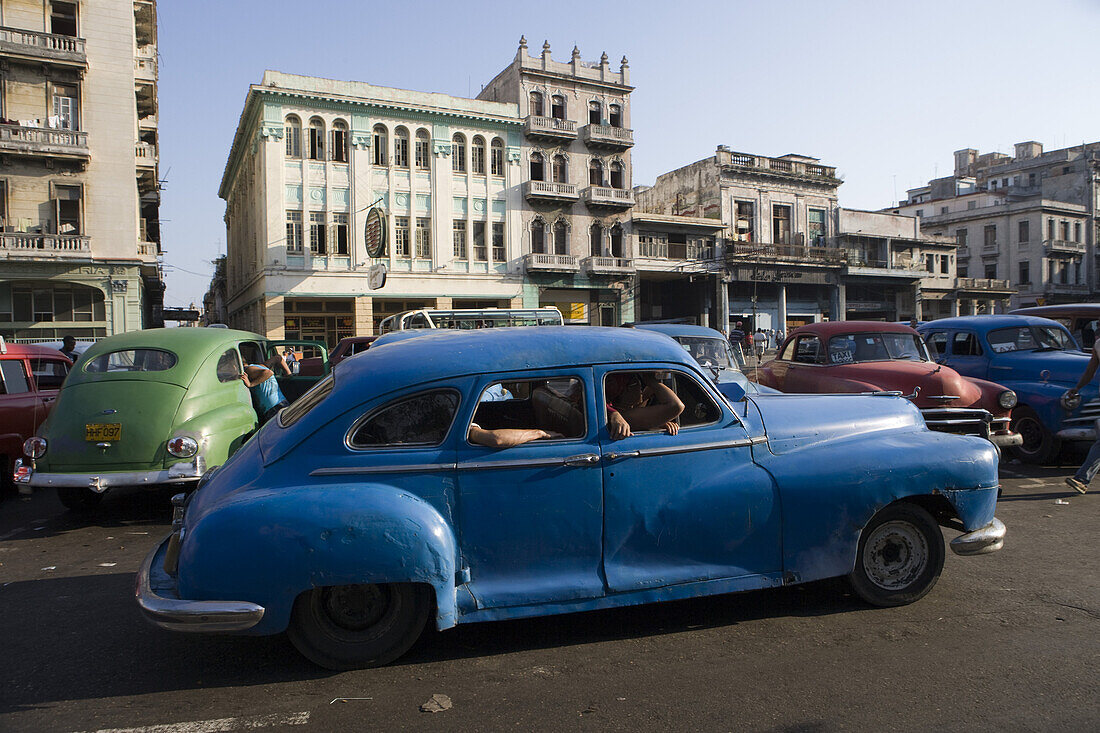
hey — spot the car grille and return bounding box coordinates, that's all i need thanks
[920,407,993,439]
[1060,397,1100,428]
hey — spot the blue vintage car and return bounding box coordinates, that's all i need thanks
[918,315,1097,463]
[136,327,1004,669]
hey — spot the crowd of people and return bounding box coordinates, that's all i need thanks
[727,321,784,360]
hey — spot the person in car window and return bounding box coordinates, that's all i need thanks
[606,371,684,440]
[241,355,292,425]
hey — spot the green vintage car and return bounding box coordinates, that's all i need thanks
[18,327,327,510]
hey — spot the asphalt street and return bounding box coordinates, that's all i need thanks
[1,458,1097,732]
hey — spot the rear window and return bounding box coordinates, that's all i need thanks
[279,373,334,427]
[83,349,177,373]
[348,389,459,448]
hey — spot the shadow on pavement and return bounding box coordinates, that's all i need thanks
[0,484,175,541]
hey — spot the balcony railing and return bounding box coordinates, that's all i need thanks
[721,152,838,181]
[581,123,633,149]
[1044,239,1086,254]
[956,277,1013,292]
[135,142,157,167]
[524,115,578,140]
[0,232,90,257]
[138,241,158,257]
[583,256,634,275]
[582,186,635,208]
[0,26,86,65]
[134,54,157,82]
[0,124,88,158]
[725,241,848,265]
[525,253,579,272]
[523,180,579,203]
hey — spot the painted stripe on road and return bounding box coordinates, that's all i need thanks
[77,711,310,733]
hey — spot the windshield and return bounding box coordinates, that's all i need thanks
[83,348,177,373]
[827,333,930,364]
[988,326,1073,353]
[674,337,739,371]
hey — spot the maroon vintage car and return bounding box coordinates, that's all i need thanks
[0,338,71,493]
[755,321,1021,449]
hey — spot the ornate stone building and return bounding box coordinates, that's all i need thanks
[0,0,163,341]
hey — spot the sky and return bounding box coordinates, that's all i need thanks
[157,0,1100,308]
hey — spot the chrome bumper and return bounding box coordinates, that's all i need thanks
[27,457,205,491]
[135,534,265,633]
[1056,427,1097,442]
[950,518,1006,556]
[990,432,1024,447]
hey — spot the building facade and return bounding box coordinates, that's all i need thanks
[891,140,1098,310]
[0,0,163,341]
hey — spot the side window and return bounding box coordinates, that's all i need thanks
[793,336,823,364]
[667,371,721,428]
[925,332,948,356]
[780,339,798,361]
[0,360,31,394]
[349,389,459,448]
[604,369,719,433]
[29,358,69,390]
[953,332,983,356]
[470,377,586,440]
[215,349,241,383]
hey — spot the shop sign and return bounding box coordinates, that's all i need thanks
[364,207,387,259]
[566,302,586,320]
[731,266,835,285]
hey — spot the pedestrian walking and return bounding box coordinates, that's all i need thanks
[729,321,745,349]
[1063,349,1100,494]
[752,329,766,361]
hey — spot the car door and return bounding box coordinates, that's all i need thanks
[265,339,329,402]
[596,365,781,593]
[0,357,41,451]
[946,330,989,380]
[455,370,606,609]
[777,334,827,393]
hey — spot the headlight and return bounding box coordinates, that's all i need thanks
[166,436,199,458]
[23,436,46,458]
[998,390,1018,410]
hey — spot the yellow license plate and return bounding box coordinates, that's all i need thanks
[85,423,121,441]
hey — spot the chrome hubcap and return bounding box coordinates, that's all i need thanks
[863,521,928,591]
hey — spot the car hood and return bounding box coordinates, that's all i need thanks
[826,360,982,406]
[752,392,924,452]
[988,350,1092,386]
[39,380,186,470]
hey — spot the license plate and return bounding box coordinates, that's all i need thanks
[85,423,121,441]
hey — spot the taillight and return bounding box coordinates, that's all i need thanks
[166,436,198,458]
[23,436,46,459]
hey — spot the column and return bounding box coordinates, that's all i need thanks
[263,295,285,340]
[833,283,846,321]
[354,296,374,336]
[715,275,729,333]
[435,296,453,309]
[913,282,923,321]
[951,298,959,317]
[777,284,787,332]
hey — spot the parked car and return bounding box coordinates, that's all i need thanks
[632,323,778,398]
[298,335,377,377]
[918,315,1097,463]
[755,321,1021,449]
[1010,303,1100,351]
[17,328,328,509]
[137,326,1004,670]
[0,338,71,493]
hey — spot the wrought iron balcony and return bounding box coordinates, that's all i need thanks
[725,241,848,265]
[525,253,579,273]
[524,180,579,203]
[0,26,86,67]
[0,233,90,258]
[581,123,633,150]
[0,124,88,160]
[583,256,634,275]
[524,115,577,141]
[582,186,634,209]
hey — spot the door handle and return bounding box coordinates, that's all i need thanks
[42,397,56,403]
[603,450,640,461]
[563,453,600,467]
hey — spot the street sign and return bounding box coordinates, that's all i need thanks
[368,263,387,290]
[364,206,387,259]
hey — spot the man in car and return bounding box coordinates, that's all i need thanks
[606,371,684,439]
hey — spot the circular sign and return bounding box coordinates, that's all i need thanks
[368,263,387,290]
[364,207,387,259]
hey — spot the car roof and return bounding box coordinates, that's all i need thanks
[633,323,727,339]
[0,342,70,359]
[916,315,1065,331]
[789,320,917,338]
[1011,304,1100,318]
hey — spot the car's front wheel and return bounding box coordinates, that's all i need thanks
[1010,406,1060,464]
[287,582,431,670]
[57,487,104,511]
[848,503,945,607]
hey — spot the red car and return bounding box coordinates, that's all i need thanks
[0,338,71,492]
[755,321,1022,449]
[297,336,377,377]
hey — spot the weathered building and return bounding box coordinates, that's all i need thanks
[0,0,163,341]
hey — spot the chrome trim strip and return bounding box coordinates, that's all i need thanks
[631,436,764,458]
[950,517,1006,556]
[457,456,579,471]
[310,462,456,476]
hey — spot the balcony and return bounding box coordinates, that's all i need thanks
[138,241,159,262]
[1044,239,1086,255]
[720,152,840,184]
[0,233,90,258]
[582,186,634,209]
[525,253,579,273]
[524,180,579,204]
[0,124,88,160]
[581,123,633,150]
[956,277,1014,294]
[583,256,634,275]
[0,26,86,67]
[725,241,848,265]
[1044,283,1090,296]
[524,115,577,142]
[134,52,157,83]
[135,142,157,168]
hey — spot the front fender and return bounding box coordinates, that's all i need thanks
[177,484,459,635]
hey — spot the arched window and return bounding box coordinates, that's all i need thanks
[393,127,409,167]
[529,91,544,117]
[330,120,348,163]
[531,218,546,254]
[284,116,301,158]
[529,151,545,182]
[553,220,568,255]
[589,159,604,186]
[551,94,566,120]
[307,118,324,160]
[471,136,486,174]
[372,125,387,166]
[610,224,623,257]
[415,129,430,169]
[588,101,601,125]
[552,154,567,183]
[590,223,603,256]
[490,138,504,176]
[609,104,622,128]
[609,161,624,189]
[452,133,466,173]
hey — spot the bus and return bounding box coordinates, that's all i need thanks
[378,307,564,334]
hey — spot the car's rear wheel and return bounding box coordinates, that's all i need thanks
[848,503,944,607]
[287,582,431,670]
[1010,406,1059,464]
[57,487,104,511]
